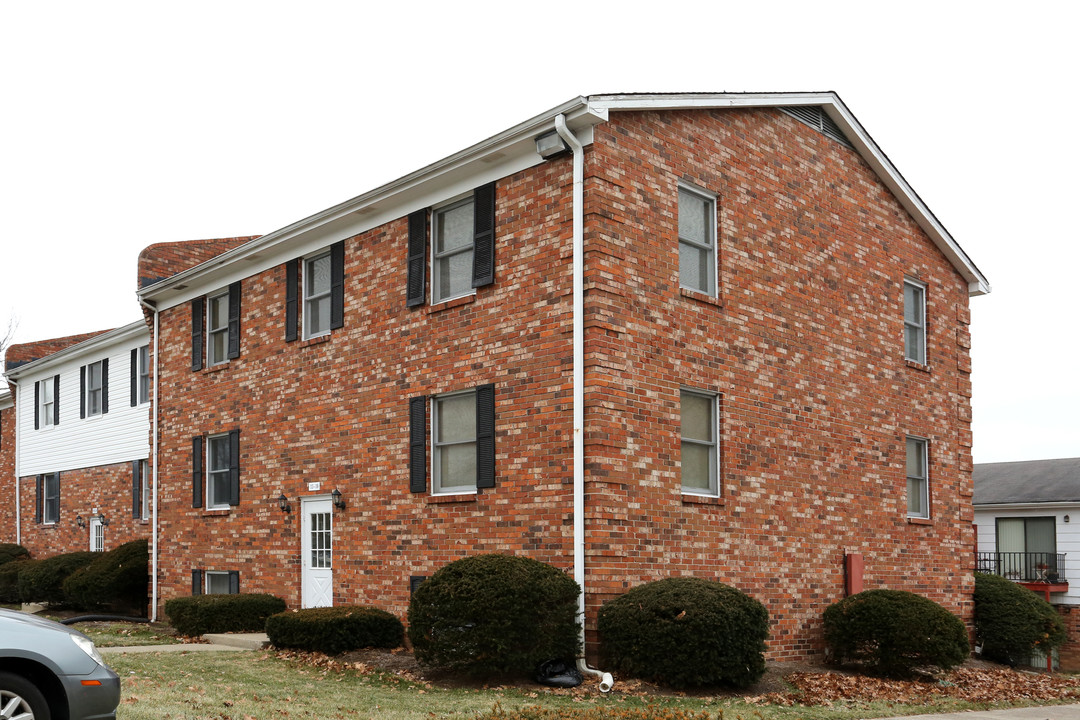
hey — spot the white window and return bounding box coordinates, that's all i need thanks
[138,345,150,404]
[42,473,60,524]
[205,571,233,595]
[89,516,104,552]
[904,279,926,364]
[304,251,333,338]
[207,291,230,366]
[906,436,929,519]
[432,197,475,303]
[678,184,717,296]
[432,390,477,494]
[681,390,719,495]
[85,361,104,417]
[139,458,151,521]
[39,378,55,427]
[207,434,232,510]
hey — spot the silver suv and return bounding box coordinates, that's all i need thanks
[0,608,120,719]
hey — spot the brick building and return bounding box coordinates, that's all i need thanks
[0,387,14,543]
[133,92,987,661]
[4,322,152,557]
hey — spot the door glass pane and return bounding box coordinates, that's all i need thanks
[1026,517,1056,554]
[310,511,332,569]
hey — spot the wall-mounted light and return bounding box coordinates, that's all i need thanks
[75,515,85,528]
[1066,515,1071,523]
[535,130,570,159]
[278,494,291,513]
[98,513,109,527]
[331,488,345,510]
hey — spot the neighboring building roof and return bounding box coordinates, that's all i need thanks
[4,329,113,371]
[137,92,990,310]
[138,236,262,289]
[3,321,149,379]
[973,457,1080,505]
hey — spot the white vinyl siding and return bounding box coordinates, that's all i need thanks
[14,326,151,476]
[974,505,1080,604]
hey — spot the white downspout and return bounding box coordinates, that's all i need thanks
[554,114,614,693]
[138,299,160,622]
[8,378,20,546]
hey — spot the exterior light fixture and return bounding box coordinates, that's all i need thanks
[76,515,85,528]
[278,494,291,513]
[98,513,109,527]
[535,130,570,159]
[331,488,344,510]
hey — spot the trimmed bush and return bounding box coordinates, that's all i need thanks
[165,593,286,637]
[0,544,30,566]
[17,551,97,605]
[823,589,969,675]
[63,539,149,612]
[597,577,769,689]
[266,606,404,653]
[974,572,1067,666]
[0,559,36,604]
[408,554,581,677]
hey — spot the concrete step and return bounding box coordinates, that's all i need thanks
[201,632,270,650]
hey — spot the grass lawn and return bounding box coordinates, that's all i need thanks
[104,650,1073,720]
[72,620,183,647]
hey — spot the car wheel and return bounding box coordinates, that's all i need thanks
[0,671,51,720]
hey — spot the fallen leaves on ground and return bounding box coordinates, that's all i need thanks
[748,667,1080,707]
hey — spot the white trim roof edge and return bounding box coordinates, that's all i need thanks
[974,502,1080,510]
[139,96,605,301]
[0,386,11,409]
[4,319,150,380]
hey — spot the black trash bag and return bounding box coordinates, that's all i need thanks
[535,659,584,688]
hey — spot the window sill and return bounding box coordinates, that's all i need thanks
[201,509,231,517]
[300,334,331,349]
[425,294,476,315]
[907,516,932,526]
[427,493,478,505]
[680,288,723,307]
[905,359,930,373]
[201,362,231,374]
[682,493,724,506]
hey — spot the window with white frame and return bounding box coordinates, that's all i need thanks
[39,377,55,426]
[139,458,151,521]
[303,251,333,338]
[207,434,232,509]
[90,516,104,552]
[205,571,234,595]
[432,197,475,303]
[904,279,926,364]
[906,436,929,518]
[681,389,719,495]
[678,184,717,296]
[433,390,477,494]
[207,291,230,366]
[42,473,60,524]
[138,345,150,404]
[85,361,105,417]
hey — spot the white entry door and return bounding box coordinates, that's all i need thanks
[301,497,333,608]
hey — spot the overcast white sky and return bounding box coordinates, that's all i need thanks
[1,1,1075,465]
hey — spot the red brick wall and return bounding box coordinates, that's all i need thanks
[138,236,260,289]
[0,400,15,543]
[1056,605,1080,671]
[152,107,974,661]
[18,462,150,558]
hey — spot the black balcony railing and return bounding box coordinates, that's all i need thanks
[976,552,1067,584]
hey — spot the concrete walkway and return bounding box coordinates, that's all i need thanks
[884,706,1080,719]
[100,632,269,654]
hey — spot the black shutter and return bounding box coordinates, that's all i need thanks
[406,210,428,307]
[410,575,428,597]
[476,384,496,489]
[228,429,240,506]
[192,569,203,595]
[130,348,138,407]
[35,475,42,524]
[34,381,40,430]
[472,182,496,288]
[191,297,204,371]
[330,241,345,330]
[192,436,204,508]
[53,375,60,426]
[79,366,86,419]
[100,358,109,415]
[409,396,427,493]
[285,260,299,342]
[228,571,240,595]
[132,460,141,519]
[227,281,241,359]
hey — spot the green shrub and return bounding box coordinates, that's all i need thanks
[63,539,149,613]
[974,572,1067,666]
[0,559,36,604]
[0,544,30,566]
[266,605,403,653]
[823,589,969,675]
[407,554,581,677]
[164,593,287,636]
[597,577,769,689]
[17,552,97,605]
